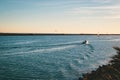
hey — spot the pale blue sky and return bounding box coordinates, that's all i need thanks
[0,0,120,34]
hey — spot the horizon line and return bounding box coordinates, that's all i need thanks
[0,32,120,36]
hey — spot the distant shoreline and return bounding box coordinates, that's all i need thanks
[0,33,120,36]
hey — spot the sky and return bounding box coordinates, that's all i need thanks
[0,0,120,34]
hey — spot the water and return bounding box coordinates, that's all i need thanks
[0,35,120,80]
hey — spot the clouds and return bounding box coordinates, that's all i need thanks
[66,0,120,19]
[1,0,120,19]
[0,0,120,34]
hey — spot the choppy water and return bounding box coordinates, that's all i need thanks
[0,35,120,80]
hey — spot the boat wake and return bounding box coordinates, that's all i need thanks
[1,40,93,56]
[2,45,76,56]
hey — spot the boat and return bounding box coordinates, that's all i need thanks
[82,40,89,44]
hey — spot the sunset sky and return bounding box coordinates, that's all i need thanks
[0,0,120,34]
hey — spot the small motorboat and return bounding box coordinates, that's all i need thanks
[82,40,89,44]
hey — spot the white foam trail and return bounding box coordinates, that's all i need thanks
[2,51,28,56]
[50,41,83,46]
[3,45,76,56]
[14,41,37,45]
[32,45,76,53]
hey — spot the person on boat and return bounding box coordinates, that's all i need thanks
[82,40,89,44]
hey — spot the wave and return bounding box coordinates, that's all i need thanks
[47,41,83,47]
[1,40,94,56]
[106,39,120,41]
[14,41,37,45]
[0,41,84,50]
[53,41,83,45]
[91,39,120,42]
[74,59,83,64]
[2,45,76,56]
[31,45,76,53]
[60,63,81,79]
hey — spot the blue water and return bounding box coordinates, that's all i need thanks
[0,35,120,80]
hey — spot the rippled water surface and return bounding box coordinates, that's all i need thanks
[0,35,120,80]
